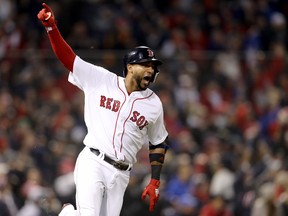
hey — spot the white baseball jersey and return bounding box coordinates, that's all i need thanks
[68,56,168,164]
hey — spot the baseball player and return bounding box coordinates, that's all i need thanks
[37,3,169,216]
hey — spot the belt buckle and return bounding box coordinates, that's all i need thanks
[113,161,128,171]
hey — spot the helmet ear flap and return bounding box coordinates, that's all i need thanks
[152,72,159,83]
[151,66,160,83]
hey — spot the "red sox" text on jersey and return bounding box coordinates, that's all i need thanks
[100,95,148,130]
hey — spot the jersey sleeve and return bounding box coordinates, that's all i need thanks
[147,103,168,145]
[68,56,115,91]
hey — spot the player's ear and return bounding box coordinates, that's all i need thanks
[127,64,133,74]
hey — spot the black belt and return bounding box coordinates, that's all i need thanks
[89,148,131,171]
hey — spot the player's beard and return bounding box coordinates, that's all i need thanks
[135,76,150,91]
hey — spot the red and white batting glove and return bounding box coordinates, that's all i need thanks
[141,179,160,212]
[37,3,57,32]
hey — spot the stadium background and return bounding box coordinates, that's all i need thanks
[1,0,288,215]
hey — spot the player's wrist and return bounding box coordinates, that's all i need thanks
[42,18,58,33]
[45,25,57,33]
[149,179,160,187]
[151,164,162,180]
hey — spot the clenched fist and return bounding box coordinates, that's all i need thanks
[37,3,57,32]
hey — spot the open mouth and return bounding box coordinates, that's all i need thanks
[143,75,151,82]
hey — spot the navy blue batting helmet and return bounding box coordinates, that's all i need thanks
[123,46,162,82]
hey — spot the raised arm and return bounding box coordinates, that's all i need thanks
[37,3,76,72]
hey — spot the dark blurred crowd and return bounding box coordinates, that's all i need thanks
[1,0,288,215]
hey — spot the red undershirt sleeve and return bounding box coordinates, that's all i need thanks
[47,28,76,72]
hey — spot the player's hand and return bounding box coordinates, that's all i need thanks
[37,3,56,28]
[141,179,160,212]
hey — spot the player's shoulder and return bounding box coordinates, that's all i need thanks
[144,88,162,104]
[75,56,117,78]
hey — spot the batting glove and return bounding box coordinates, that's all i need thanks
[37,3,57,32]
[141,179,160,212]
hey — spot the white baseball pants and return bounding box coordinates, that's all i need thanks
[58,147,130,216]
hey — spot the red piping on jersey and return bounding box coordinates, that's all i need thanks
[112,77,127,159]
[119,92,154,152]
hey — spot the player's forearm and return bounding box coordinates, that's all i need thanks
[150,164,162,180]
[47,27,76,72]
[149,140,168,180]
